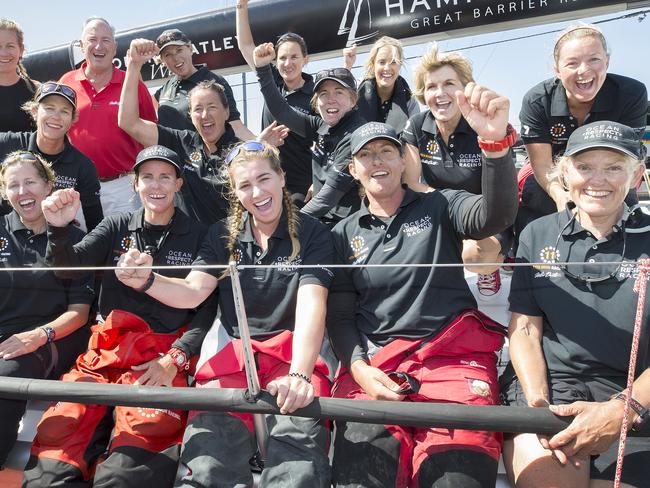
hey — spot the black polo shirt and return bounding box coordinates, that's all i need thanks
[519,74,648,155]
[402,111,483,194]
[155,65,241,131]
[0,78,36,133]
[46,207,207,338]
[157,123,239,225]
[1,211,94,337]
[0,131,103,231]
[194,211,334,339]
[510,205,650,380]
[328,152,517,366]
[261,65,315,196]
[257,64,366,223]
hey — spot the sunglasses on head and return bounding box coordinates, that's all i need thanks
[314,68,353,83]
[224,141,266,165]
[40,82,77,106]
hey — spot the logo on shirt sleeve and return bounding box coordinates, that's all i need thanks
[0,236,10,262]
[0,237,8,252]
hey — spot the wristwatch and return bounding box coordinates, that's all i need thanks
[477,123,518,152]
[168,347,189,371]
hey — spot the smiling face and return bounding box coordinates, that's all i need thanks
[160,44,195,79]
[35,95,75,142]
[231,157,285,230]
[555,35,609,106]
[564,149,643,224]
[3,161,52,226]
[276,40,308,89]
[350,139,404,201]
[189,88,229,145]
[135,160,182,217]
[0,29,23,77]
[373,46,401,91]
[316,80,356,127]
[423,65,463,125]
[80,20,117,72]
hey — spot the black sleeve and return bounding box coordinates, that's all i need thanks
[46,218,115,276]
[154,86,162,102]
[192,222,228,279]
[157,124,190,153]
[212,74,241,122]
[298,218,335,287]
[171,289,219,356]
[619,83,648,135]
[76,157,104,232]
[400,114,420,146]
[508,226,543,317]
[256,64,320,140]
[301,182,347,218]
[63,228,96,306]
[519,84,552,144]
[326,233,367,368]
[444,152,518,240]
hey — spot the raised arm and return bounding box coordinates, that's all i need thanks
[526,142,568,211]
[117,39,160,147]
[342,45,356,71]
[235,0,256,69]
[254,43,318,139]
[402,143,432,193]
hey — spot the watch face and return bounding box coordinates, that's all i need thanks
[174,352,187,365]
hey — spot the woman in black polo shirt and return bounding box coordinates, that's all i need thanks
[328,82,517,487]
[236,0,315,198]
[253,42,366,227]
[23,146,210,488]
[116,141,334,487]
[401,44,515,296]
[502,122,650,487]
[518,23,648,233]
[0,19,37,133]
[342,36,420,134]
[0,81,103,231]
[0,151,92,470]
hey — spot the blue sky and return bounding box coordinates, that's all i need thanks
[6,0,649,130]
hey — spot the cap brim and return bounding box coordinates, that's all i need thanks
[38,92,76,109]
[314,76,354,91]
[565,142,639,159]
[134,156,182,175]
[159,40,189,52]
[352,135,402,155]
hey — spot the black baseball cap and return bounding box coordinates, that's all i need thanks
[134,145,183,176]
[350,122,402,155]
[565,121,645,160]
[37,82,77,109]
[314,68,357,91]
[156,29,191,52]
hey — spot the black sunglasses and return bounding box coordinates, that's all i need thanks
[224,141,266,165]
[40,82,77,106]
[314,68,354,84]
[554,213,627,284]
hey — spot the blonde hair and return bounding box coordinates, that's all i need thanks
[413,43,474,105]
[363,36,404,80]
[219,142,301,277]
[0,151,55,199]
[550,151,643,191]
[0,19,37,89]
[553,23,609,67]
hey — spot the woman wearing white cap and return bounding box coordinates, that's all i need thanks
[502,121,650,487]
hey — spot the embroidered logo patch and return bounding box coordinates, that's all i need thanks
[550,123,567,138]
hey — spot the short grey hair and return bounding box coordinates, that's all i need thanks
[82,16,116,39]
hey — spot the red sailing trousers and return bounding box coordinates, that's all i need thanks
[27,310,188,482]
[332,310,505,488]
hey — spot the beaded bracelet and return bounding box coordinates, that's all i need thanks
[288,372,311,384]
